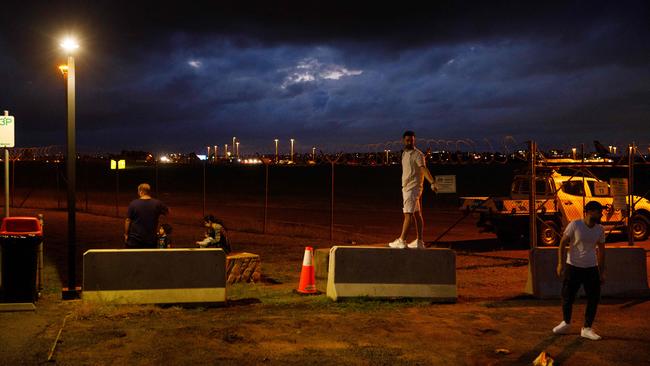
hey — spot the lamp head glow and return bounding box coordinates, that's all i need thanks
[60,37,80,53]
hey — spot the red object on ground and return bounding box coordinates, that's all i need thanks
[297,246,317,294]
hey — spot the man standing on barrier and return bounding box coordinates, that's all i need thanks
[124,183,169,249]
[553,200,606,340]
[389,130,437,249]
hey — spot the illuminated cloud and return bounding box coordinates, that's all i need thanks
[281,57,363,88]
[188,60,202,68]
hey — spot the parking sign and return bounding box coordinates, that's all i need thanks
[0,115,15,148]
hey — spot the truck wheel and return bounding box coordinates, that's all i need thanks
[631,215,649,241]
[538,221,560,247]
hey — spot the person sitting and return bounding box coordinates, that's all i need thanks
[196,215,231,254]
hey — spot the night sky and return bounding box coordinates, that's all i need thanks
[1,1,648,154]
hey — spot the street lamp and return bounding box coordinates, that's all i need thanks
[60,36,80,299]
[274,139,279,162]
[290,139,294,163]
[312,147,316,161]
[214,145,218,161]
[236,141,240,158]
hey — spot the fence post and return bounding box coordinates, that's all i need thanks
[628,144,634,246]
[154,157,159,197]
[4,148,9,217]
[56,161,61,209]
[202,160,206,217]
[84,158,88,212]
[11,156,15,208]
[324,153,343,245]
[330,161,335,243]
[529,141,537,248]
[263,161,270,234]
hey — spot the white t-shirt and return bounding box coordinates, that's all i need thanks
[562,219,605,268]
[401,148,426,192]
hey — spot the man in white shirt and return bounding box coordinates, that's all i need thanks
[388,131,437,249]
[552,201,606,340]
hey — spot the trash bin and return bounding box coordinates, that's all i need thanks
[0,217,42,303]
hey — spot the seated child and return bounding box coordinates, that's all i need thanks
[157,223,172,248]
[196,215,231,254]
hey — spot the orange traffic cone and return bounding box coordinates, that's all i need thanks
[297,247,317,294]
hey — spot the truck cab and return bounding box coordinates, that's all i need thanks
[461,171,650,246]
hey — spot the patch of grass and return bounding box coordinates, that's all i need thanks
[226,282,437,313]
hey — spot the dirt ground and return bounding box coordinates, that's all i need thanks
[1,207,650,365]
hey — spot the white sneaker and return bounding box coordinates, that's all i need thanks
[552,321,570,334]
[388,238,406,249]
[407,239,425,249]
[581,327,601,340]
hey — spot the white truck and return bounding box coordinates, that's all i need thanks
[460,171,650,246]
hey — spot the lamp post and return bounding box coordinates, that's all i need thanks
[290,139,294,163]
[214,145,218,161]
[232,137,236,155]
[60,36,80,300]
[274,139,279,162]
[236,141,240,158]
[312,147,316,161]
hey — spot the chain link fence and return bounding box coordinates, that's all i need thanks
[3,141,649,245]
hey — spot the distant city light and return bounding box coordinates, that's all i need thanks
[242,158,262,165]
[197,154,207,161]
[159,156,171,163]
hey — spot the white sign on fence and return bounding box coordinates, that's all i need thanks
[593,181,609,196]
[0,115,15,148]
[610,178,629,211]
[610,178,628,196]
[435,175,457,193]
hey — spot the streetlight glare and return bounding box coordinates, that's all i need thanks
[60,37,80,52]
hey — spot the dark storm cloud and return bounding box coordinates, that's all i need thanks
[0,1,648,152]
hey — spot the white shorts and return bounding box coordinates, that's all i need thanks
[402,189,422,213]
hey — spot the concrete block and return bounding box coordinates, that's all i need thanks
[525,246,649,298]
[83,249,226,304]
[327,246,456,302]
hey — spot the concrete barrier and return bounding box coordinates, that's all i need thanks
[326,246,456,302]
[525,246,649,299]
[83,249,226,304]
